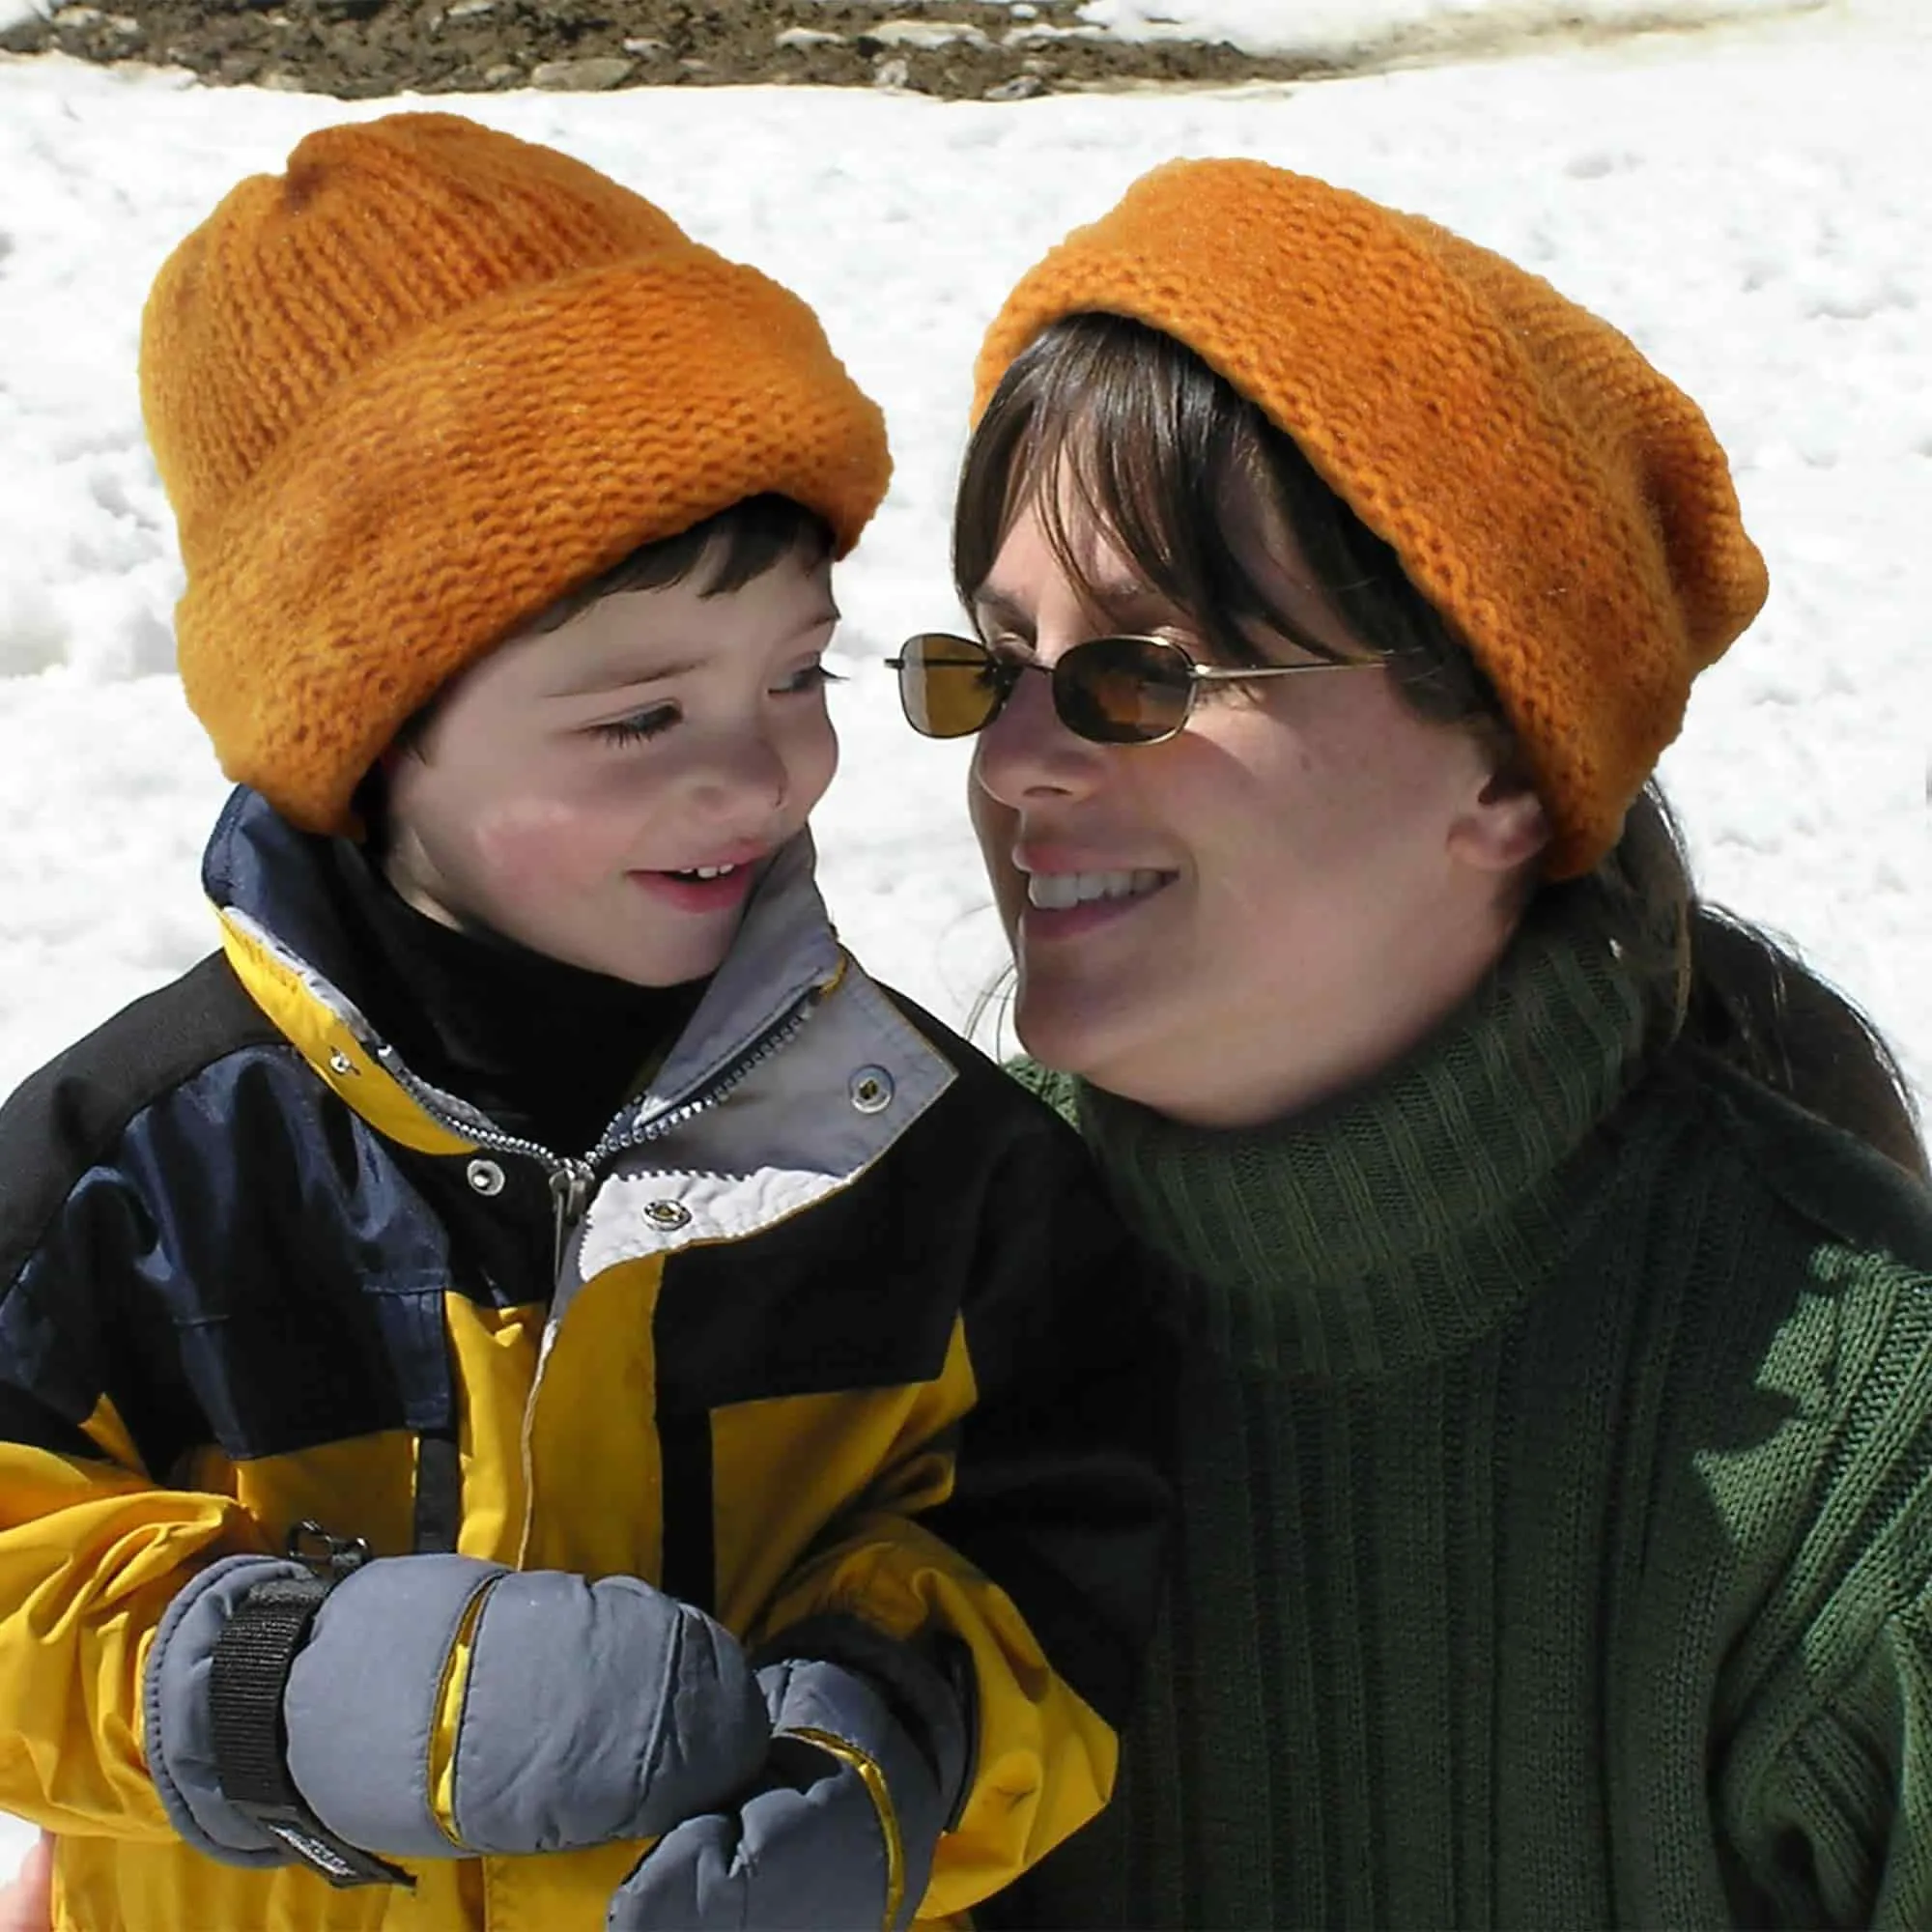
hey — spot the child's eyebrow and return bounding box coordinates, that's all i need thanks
[554,656,706,698]
[552,608,841,700]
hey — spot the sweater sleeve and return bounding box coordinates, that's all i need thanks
[1712,1232,1932,1929]
[1721,1578,1932,1928]
[753,1104,1178,1923]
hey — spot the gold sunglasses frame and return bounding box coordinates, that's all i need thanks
[886,632,1383,746]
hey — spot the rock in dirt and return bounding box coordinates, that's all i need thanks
[529,54,634,90]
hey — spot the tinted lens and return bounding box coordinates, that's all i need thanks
[1054,636,1196,744]
[896,634,1003,739]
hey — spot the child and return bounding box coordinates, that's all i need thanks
[0,114,1171,1932]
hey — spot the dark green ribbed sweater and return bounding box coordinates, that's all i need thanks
[992,906,1932,1930]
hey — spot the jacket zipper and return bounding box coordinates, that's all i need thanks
[621,992,820,1148]
[383,988,825,1571]
[547,1159,596,1281]
[382,981,823,1220]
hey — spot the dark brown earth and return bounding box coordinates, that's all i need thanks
[0,1,1352,100]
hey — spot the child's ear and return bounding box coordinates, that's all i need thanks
[1448,767,1550,875]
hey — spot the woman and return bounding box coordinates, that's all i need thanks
[889,158,1932,1927]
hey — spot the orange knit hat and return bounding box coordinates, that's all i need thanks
[973,158,1769,879]
[141,112,891,836]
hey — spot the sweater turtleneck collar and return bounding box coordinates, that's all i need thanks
[1070,896,1652,1379]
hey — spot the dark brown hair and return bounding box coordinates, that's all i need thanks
[524,492,833,637]
[956,314,1925,1179]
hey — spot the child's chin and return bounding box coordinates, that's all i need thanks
[597,935,735,990]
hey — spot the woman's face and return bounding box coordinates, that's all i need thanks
[968,488,1547,1127]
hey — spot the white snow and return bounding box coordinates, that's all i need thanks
[2,0,1929,1882]
[1073,0,1831,59]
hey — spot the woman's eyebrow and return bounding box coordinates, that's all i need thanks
[970,586,1034,637]
[1087,584,1187,631]
[973,580,1186,636]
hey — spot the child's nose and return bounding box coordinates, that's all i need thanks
[684,727,789,821]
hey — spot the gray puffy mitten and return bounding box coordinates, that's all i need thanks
[607,1638,969,1932]
[146,1549,771,1876]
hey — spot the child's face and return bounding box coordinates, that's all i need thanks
[381,547,840,986]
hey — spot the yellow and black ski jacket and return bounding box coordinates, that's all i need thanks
[0,789,1174,1932]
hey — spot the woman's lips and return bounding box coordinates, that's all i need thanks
[1019,868,1176,942]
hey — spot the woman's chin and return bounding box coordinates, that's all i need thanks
[1011,981,1136,1091]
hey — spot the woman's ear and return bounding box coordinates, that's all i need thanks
[1448,767,1551,875]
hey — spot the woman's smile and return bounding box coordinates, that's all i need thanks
[1020,865,1177,942]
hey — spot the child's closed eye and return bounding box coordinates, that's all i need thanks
[775,659,843,696]
[589,661,838,745]
[592,703,679,747]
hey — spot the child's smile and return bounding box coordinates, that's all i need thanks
[378,544,840,988]
[631,847,769,916]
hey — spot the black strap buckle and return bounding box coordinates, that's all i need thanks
[207,1525,413,1891]
[285,1519,372,1581]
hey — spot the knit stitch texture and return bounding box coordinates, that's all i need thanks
[974,159,1769,877]
[994,904,1932,1927]
[141,113,891,835]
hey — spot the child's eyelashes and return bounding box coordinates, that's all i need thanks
[586,664,839,747]
[778,660,843,695]
[592,704,679,747]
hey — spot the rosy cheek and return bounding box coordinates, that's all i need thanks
[468,794,606,892]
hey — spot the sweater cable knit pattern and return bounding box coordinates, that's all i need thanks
[996,907,1932,1928]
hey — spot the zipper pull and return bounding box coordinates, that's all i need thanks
[549,1157,595,1281]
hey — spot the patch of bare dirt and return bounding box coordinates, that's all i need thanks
[0,2,1347,100]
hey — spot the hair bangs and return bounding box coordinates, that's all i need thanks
[957,314,1302,667]
[531,494,832,638]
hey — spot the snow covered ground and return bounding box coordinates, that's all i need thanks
[1,0,1929,1882]
[1074,0,1830,58]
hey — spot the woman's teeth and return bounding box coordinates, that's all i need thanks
[671,863,739,880]
[1027,868,1167,911]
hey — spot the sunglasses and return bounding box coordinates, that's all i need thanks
[887,632,1381,747]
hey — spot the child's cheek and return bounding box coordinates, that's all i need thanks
[468,794,609,894]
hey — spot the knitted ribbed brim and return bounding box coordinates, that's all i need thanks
[142,113,891,835]
[974,158,1768,878]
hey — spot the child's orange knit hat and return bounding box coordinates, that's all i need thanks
[973,158,1769,879]
[141,112,891,836]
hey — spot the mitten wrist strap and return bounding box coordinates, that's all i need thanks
[208,1548,413,1889]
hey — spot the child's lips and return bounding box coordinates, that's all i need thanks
[628,860,759,913]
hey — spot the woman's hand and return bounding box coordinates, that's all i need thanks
[0,1833,52,1932]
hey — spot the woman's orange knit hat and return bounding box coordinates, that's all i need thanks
[141,112,891,836]
[973,158,1769,879]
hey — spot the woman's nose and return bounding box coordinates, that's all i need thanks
[971,657,1107,809]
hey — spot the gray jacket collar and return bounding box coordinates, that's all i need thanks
[206,785,842,1161]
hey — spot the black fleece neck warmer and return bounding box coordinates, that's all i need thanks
[323,840,706,1156]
